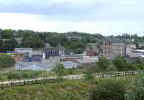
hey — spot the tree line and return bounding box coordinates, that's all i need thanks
[0,29,144,53]
[0,29,104,53]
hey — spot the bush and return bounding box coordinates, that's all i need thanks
[0,55,16,68]
[89,79,126,100]
[52,64,65,76]
[112,56,135,71]
[96,56,111,72]
[7,70,42,80]
[84,72,94,81]
[126,72,144,100]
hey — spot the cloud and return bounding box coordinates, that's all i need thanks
[0,0,144,35]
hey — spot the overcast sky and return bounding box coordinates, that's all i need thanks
[0,0,144,35]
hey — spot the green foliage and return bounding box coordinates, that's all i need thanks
[22,34,45,48]
[2,39,18,49]
[52,64,65,82]
[133,58,144,70]
[0,29,105,53]
[0,55,16,68]
[126,72,144,100]
[84,72,94,81]
[7,70,42,80]
[0,80,89,100]
[112,56,135,71]
[53,64,65,76]
[96,56,111,72]
[89,79,126,100]
[1,29,14,39]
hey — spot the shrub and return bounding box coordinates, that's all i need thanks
[126,72,144,100]
[7,70,42,80]
[52,63,65,82]
[112,56,134,71]
[89,79,126,100]
[96,56,111,72]
[0,55,16,68]
[84,72,94,81]
[52,63,65,76]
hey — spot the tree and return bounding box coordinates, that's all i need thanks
[3,39,18,49]
[1,29,14,39]
[112,56,131,71]
[22,34,45,48]
[0,55,16,68]
[52,63,65,81]
[96,56,111,72]
[84,71,94,81]
[126,72,144,100]
[89,79,126,100]
[133,58,144,70]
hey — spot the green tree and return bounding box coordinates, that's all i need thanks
[52,63,65,81]
[126,72,144,100]
[84,71,94,81]
[133,58,144,70]
[96,56,111,72]
[22,34,45,48]
[89,79,126,100]
[112,56,131,71]
[1,29,14,39]
[0,55,16,68]
[2,39,18,49]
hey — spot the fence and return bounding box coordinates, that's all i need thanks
[0,71,140,89]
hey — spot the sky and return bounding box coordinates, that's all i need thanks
[0,0,144,35]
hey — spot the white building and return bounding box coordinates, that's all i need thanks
[62,61,80,69]
[15,48,32,57]
[80,56,99,64]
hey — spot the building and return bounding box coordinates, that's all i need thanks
[101,40,112,58]
[85,40,127,59]
[80,56,99,64]
[128,49,144,58]
[44,46,65,59]
[126,43,136,57]
[62,61,80,69]
[86,43,100,56]
[15,48,32,58]
[111,42,126,58]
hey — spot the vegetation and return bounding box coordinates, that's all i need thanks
[126,72,144,100]
[89,79,126,100]
[0,29,105,53]
[0,77,136,100]
[0,55,16,68]
[112,56,135,71]
[96,56,112,72]
[84,56,142,74]
[0,80,90,100]
[0,70,54,81]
